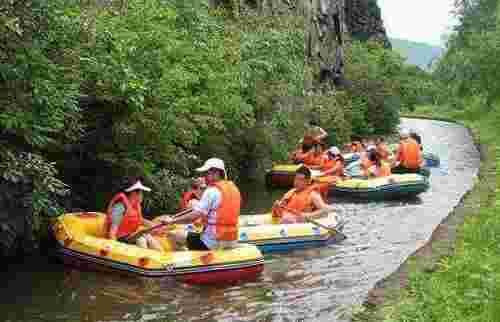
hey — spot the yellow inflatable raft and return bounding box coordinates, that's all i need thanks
[51,212,264,284]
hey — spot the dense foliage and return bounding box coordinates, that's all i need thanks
[0,0,419,242]
[353,1,500,321]
[433,0,500,109]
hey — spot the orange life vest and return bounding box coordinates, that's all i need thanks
[272,185,319,219]
[323,159,344,177]
[303,152,324,167]
[106,193,143,239]
[202,181,241,241]
[398,138,422,169]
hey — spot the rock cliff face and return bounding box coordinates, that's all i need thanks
[346,0,391,48]
[235,0,390,85]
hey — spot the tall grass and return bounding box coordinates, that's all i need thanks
[380,102,500,322]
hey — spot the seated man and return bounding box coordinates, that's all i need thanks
[272,166,335,225]
[392,129,423,173]
[106,178,163,251]
[163,158,241,250]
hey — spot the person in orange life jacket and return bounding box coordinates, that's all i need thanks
[272,166,335,225]
[366,150,392,178]
[107,178,163,251]
[375,137,391,161]
[162,158,241,251]
[179,177,207,210]
[319,146,345,178]
[303,143,325,169]
[290,142,314,164]
[392,129,423,173]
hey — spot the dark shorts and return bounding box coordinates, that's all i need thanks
[392,165,419,174]
[186,232,209,251]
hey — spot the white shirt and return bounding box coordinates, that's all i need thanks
[193,186,221,249]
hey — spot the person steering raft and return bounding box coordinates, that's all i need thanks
[106,177,163,251]
[392,129,424,174]
[161,158,241,251]
[272,166,336,225]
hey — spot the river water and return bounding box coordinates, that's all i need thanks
[0,118,480,322]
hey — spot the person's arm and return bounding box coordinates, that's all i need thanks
[392,144,403,167]
[322,160,340,176]
[108,203,125,240]
[164,188,219,225]
[303,192,335,220]
[314,127,328,141]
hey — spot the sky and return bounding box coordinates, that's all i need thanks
[377,0,459,47]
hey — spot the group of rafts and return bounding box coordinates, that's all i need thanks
[52,129,438,284]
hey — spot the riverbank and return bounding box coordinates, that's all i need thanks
[352,106,499,321]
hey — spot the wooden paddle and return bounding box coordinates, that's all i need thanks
[118,207,193,244]
[277,205,347,240]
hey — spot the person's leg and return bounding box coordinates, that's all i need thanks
[166,231,186,251]
[186,232,209,250]
[144,234,163,252]
[280,214,299,224]
[136,236,148,249]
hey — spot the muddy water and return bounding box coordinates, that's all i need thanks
[0,119,479,322]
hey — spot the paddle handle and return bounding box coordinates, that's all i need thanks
[118,208,193,243]
[278,205,346,239]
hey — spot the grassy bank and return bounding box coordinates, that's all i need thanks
[352,104,500,322]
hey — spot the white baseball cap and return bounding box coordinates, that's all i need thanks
[366,145,376,151]
[124,180,151,192]
[196,158,226,173]
[400,128,410,138]
[328,146,340,156]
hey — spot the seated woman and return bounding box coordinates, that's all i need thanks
[360,146,375,177]
[106,177,163,251]
[375,137,391,161]
[272,166,335,225]
[366,151,392,178]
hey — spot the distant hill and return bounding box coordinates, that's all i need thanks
[390,38,444,70]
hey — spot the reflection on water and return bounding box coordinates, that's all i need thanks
[0,119,480,322]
